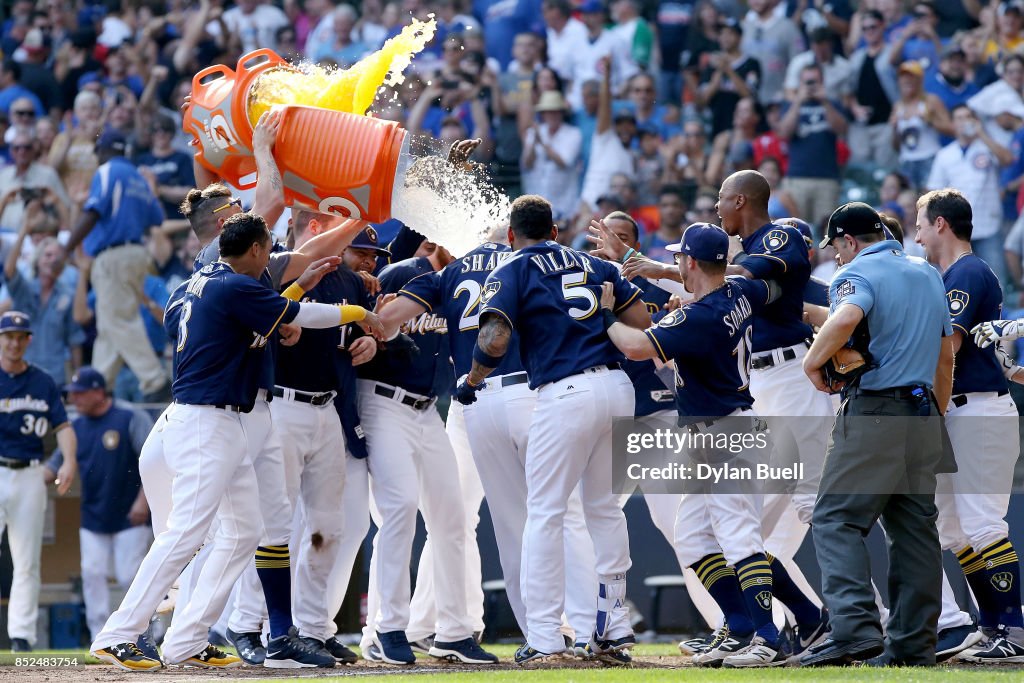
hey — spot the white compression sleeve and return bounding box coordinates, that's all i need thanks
[291,302,343,329]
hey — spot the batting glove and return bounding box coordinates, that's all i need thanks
[994,343,1023,381]
[454,374,485,405]
[971,319,1024,348]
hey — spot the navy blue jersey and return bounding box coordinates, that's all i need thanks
[804,276,830,307]
[357,257,449,396]
[69,402,151,533]
[740,223,813,352]
[398,243,525,379]
[646,277,772,419]
[481,242,643,388]
[375,223,425,274]
[624,276,676,416]
[0,364,67,460]
[944,254,1008,395]
[170,262,299,408]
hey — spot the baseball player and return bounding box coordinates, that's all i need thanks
[914,189,1024,662]
[354,240,497,666]
[458,195,649,665]
[375,240,604,656]
[0,311,76,653]
[600,223,789,667]
[45,367,153,641]
[89,213,382,671]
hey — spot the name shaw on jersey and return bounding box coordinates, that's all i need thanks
[529,248,596,275]
[460,249,514,273]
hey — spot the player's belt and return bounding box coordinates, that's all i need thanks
[174,400,253,413]
[951,389,1009,408]
[374,384,437,411]
[499,372,529,388]
[685,407,752,433]
[0,456,40,469]
[272,386,337,406]
[751,343,804,370]
[582,363,621,375]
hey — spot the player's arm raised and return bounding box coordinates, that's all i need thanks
[250,109,286,228]
[599,282,659,361]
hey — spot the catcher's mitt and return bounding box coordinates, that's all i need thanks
[822,346,869,392]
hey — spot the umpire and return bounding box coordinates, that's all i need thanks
[800,203,955,667]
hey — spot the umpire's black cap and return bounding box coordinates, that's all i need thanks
[820,202,885,249]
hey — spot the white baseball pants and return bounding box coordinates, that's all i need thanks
[358,380,473,641]
[407,399,485,641]
[936,391,1020,552]
[0,463,46,644]
[80,526,152,639]
[92,404,262,663]
[522,368,635,653]
[268,395,348,640]
[324,453,371,642]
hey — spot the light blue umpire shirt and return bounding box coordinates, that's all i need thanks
[828,240,953,390]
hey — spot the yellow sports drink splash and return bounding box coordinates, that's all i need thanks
[182,20,435,222]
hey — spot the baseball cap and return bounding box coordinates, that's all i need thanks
[612,108,637,123]
[0,311,31,334]
[578,0,604,13]
[349,226,391,256]
[668,223,730,262]
[96,129,127,153]
[898,61,925,78]
[941,42,966,59]
[779,217,814,248]
[999,0,1023,16]
[64,366,106,393]
[820,202,885,248]
[809,26,833,43]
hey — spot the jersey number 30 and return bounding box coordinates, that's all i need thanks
[20,414,49,437]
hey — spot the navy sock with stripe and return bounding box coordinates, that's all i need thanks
[693,553,754,636]
[958,545,999,628]
[735,553,779,643]
[979,538,1024,628]
[255,544,293,639]
[766,553,822,627]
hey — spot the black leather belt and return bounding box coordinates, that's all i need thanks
[175,401,252,413]
[751,348,797,370]
[583,363,621,374]
[0,456,39,470]
[374,384,436,411]
[951,389,1009,408]
[272,386,335,406]
[95,240,141,257]
[854,386,923,401]
[500,372,529,388]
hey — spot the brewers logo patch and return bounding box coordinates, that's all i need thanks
[763,229,789,252]
[992,571,1013,592]
[947,289,969,317]
[102,430,120,450]
[480,281,501,305]
[756,590,772,610]
[835,280,855,301]
[658,309,687,327]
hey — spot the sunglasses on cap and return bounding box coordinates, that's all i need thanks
[212,197,243,213]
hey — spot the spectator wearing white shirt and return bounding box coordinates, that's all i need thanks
[568,0,634,108]
[927,104,1015,283]
[966,53,1024,148]
[312,5,369,67]
[742,0,805,103]
[783,27,852,100]
[542,0,589,83]
[0,130,70,232]
[521,91,582,222]
[581,55,636,213]
[221,0,291,54]
[610,0,653,72]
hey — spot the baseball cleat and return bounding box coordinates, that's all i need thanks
[722,635,789,668]
[9,638,30,653]
[360,641,383,662]
[692,625,751,667]
[955,626,1003,661]
[961,628,1024,664]
[513,643,568,665]
[225,627,265,665]
[792,607,829,657]
[265,627,335,668]
[588,638,633,667]
[91,643,163,671]
[935,623,983,662]
[373,630,416,665]
[798,637,884,666]
[320,636,359,664]
[679,634,711,655]
[136,631,161,662]
[429,637,499,664]
[573,641,594,659]
[180,644,241,668]
[409,634,434,654]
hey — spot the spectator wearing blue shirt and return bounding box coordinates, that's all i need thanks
[3,228,84,386]
[63,130,169,402]
[888,1,945,72]
[134,116,195,220]
[0,62,44,119]
[46,367,153,640]
[778,62,849,226]
[925,44,981,142]
[311,5,369,67]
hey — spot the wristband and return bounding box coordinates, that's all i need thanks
[339,305,367,324]
[282,283,305,301]
[602,308,618,330]
[621,247,636,264]
[473,345,504,368]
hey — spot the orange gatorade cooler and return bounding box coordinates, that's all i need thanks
[183,50,410,222]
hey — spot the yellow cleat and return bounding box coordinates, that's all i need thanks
[92,643,164,672]
[181,645,242,668]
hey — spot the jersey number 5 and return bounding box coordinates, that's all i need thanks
[562,272,598,320]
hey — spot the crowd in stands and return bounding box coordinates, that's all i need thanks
[4,0,1024,397]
